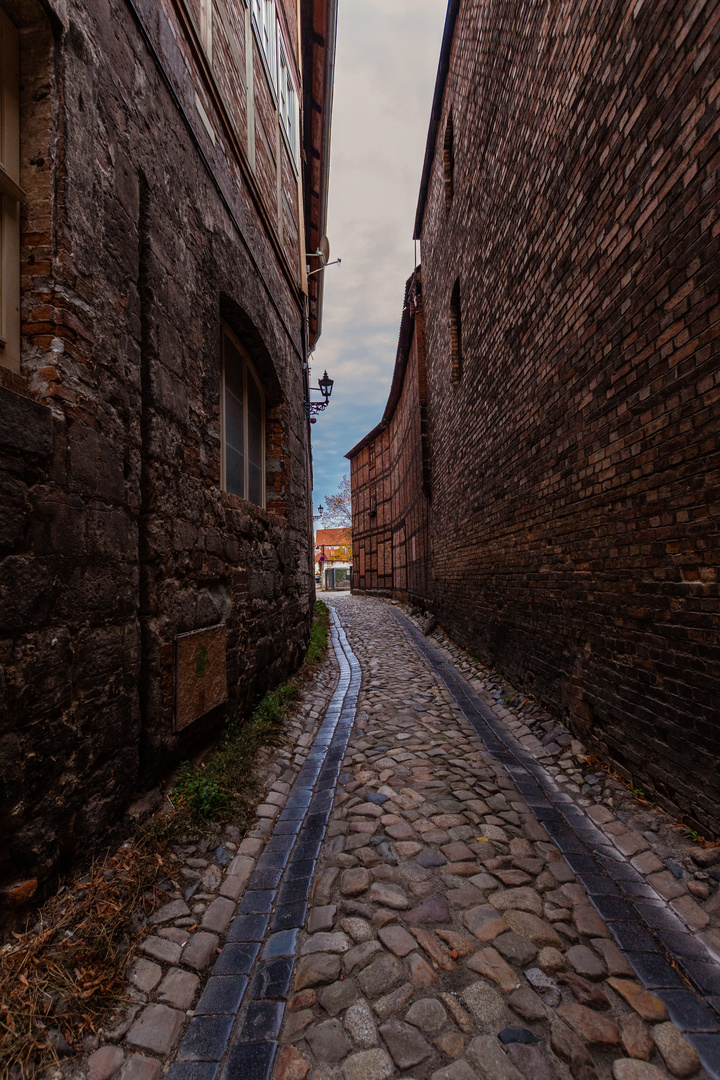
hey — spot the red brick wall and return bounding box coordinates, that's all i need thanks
[352,0,720,835]
[414,0,720,833]
[389,315,431,602]
[350,287,431,604]
[351,427,393,595]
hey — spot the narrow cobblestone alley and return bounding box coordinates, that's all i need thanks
[116,595,720,1080]
[4,2,720,1078]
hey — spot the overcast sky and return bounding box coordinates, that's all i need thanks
[309,0,448,516]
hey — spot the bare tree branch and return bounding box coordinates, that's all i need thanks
[319,475,351,530]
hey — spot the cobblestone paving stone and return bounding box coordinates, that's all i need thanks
[271,597,717,1080]
[58,644,343,1080]
[413,620,720,948]
[62,596,720,1080]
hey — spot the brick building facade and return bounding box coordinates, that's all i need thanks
[314,527,351,589]
[349,0,720,834]
[0,0,336,906]
[348,274,431,603]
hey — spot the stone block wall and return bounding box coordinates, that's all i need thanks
[0,0,317,906]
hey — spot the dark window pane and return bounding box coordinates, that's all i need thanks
[225,337,244,497]
[247,367,263,506]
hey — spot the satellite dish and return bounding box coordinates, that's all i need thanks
[318,236,330,265]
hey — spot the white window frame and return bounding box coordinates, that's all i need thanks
[278,36,299,170]
[252,0,278,95]
[0,9,21,374]
[220,323,266,509]
[251,0,299,172]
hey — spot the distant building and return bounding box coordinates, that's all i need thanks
[349,0,720,835]
[315,528,352,590]
[347,274,429,601]
[0,0,336,907]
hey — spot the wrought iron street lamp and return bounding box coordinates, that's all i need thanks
[305,370,334,419]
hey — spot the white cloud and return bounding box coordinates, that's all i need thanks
[311,0,447,511]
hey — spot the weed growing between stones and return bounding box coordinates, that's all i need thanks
[169,682,300,826]
[172,766,229,820]
[306,600,330,664]
[160,601,330,831]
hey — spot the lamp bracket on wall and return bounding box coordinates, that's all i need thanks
[305,369,334,421]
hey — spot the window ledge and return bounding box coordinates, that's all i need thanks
[221,488,289,526]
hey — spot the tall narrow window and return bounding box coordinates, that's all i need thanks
[450,278,462,384]
[221,325,265,507]
[0,9,20,374]
[252,0,277,90]
[443,110,454,211]
[278,41,299,168]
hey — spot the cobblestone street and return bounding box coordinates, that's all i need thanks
[78,596,720,1080]
[273,597,716,1080]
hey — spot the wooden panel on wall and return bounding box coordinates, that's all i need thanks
[175,624,228,730]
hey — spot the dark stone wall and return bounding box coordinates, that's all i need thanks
[422,0,720,833]
[352,0,720,834]
[0,0,313,904]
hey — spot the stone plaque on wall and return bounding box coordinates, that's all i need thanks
[175,624,228,731]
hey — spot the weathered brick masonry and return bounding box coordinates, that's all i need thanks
[348,275,431,604]
[350,0,720,834]
[0,0,335,907]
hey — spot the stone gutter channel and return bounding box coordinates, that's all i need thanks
[389,608,720,1080]
[164,610,362,1080]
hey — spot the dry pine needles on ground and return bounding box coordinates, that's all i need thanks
[0,836,175,1080]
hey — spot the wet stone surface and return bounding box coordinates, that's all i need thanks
[53,645,342,1080]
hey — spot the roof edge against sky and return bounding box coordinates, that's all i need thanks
[412,0,461,240]
[346,270,419,460]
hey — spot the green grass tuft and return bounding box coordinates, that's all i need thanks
[306,600,330,664]
[172,764,229,819]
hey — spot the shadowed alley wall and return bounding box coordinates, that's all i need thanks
[350,0,720,835]
[0,0,335,909]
